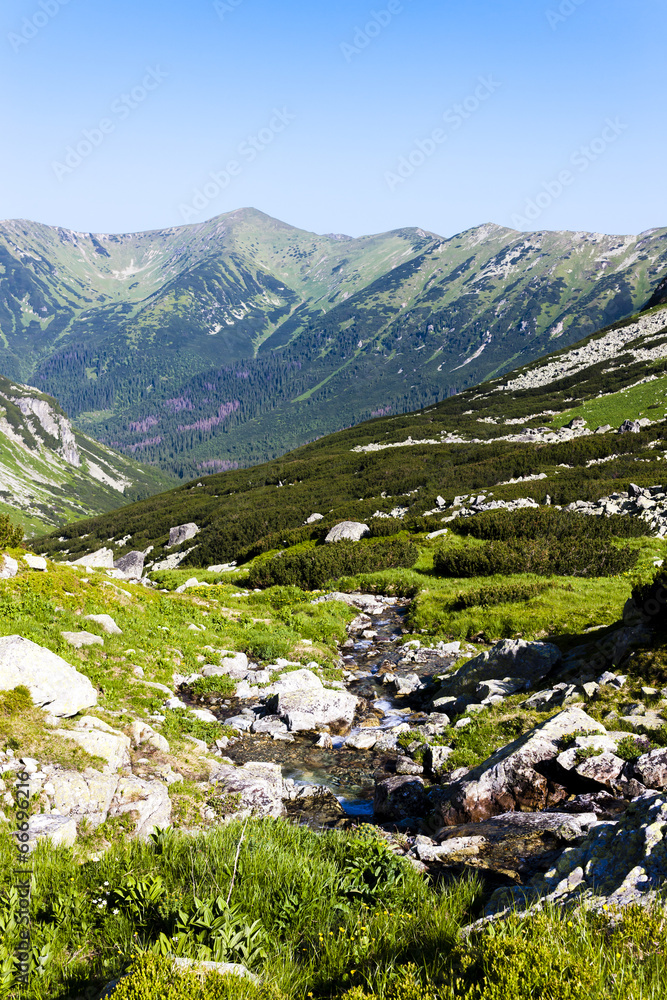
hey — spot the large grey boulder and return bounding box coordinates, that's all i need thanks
[61,631,104,649]
[27,815,78,848]
[618,419,642,434]
[266,673,358,732]
[374,774,428,820]
[325,521,370,543]
[73,548,114,569]
[114,551,145,579]
[167,523,200,548]
[53,718,131,772]
[0,635,97,717]
[209,761,284,819]
[633,748,667,789]
[433,638,561,701]
[485,792,667,916]
[431,707,603,826]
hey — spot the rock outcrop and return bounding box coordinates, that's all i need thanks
[0,635,97,717]
[325,521,370,543]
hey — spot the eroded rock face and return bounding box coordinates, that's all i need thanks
[431,707,602,826]
[0,634,97,717]
[325,521,370,544]
[433,639,561,701]
[485,792,667,916]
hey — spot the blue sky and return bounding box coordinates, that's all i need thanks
[1,0,664,238]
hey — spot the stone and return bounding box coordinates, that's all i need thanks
[283,784,346,823]
[0,635,97,717]
[107,775,172,839]
[396,757,423,775]
[210,761,284,818]
[0,555,18,579]
[618,419,642,434]
[46,768,118,827]
[374,774,427,820]
[485,792,667,916]
[427,745,455,775]
[633,748,667,789]
[167,523,200,548]
[84,614,122,635]
[417,837,485,861]
[391,673,423,696]
[477,677,524,701]
[251,716,289,735]
[130,721,170,754]
[54,724,131,772]
[190,708,218,723]
[346,731,378,750]
[433,639,561,700]
[23,555,47,571]
[305,513,324,524]
[114,551,145,579]
[314,732,333,749]
[431,707,603,826]
[264,668,322,695]
[325,521,370,544]
[61,631,104,649]
[27,815,77,847]
[73,548,115,569]
[273,686,359,733]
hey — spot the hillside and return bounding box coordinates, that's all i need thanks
[0,376,174,534]
[2,209,667,474]
[33,300,667,568]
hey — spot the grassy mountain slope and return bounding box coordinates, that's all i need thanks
[2,209,667,475]
[0,375,174,534]
[34,301,667,566]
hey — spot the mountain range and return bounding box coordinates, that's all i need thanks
[2,208,667,477]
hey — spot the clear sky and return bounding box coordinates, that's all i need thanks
[1,0,664,239]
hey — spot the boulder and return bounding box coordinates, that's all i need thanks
[433,639,561,700]
[23,555,47,571]
[485,792,667,916]
[305,513,324,524]
[618,419,642,434]
[345,731,378,750]
[202,651,248,679]
[0,635,97,717]
[130,720,170,754]
[73,548,115,569]
[61,631,104,649]
[283,783,346,823]
[167,523,200,548]
[54,722,131,771]
[264,668,323,696]
[107,775,172,838]
[209,761,284,819]
[0,555,18,579]
[272,684,359,733]
[325,521,370,544]
[84,614,122,635]
[114,551,145,579]
[46,769,119,827]
[431,707,603,826]
[374,774,427,820]
[633,748,667,789]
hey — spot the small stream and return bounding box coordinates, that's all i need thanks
[193,601,460,818]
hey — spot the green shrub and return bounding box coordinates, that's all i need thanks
[0,685,32,716]
[434,538,639,578]
[450,581,549,610]
[0,514,23,549]
[108,954,279,1000]
[451,508,651,542]
[247,539,418,591]
[615,735,652,761]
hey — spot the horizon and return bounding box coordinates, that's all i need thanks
[2,205,666,243]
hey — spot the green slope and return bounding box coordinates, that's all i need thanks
[2,209,667,475]
[33,302,667,564]
[0,375,174,534]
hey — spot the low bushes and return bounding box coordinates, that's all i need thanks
[247,539,419,591]
[0,513,23,548]
[434,539,639,579]
[451,508,652,542]
[450,581,549,610]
